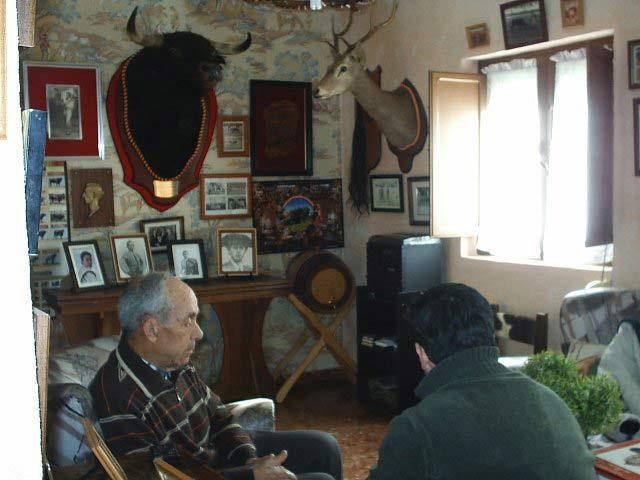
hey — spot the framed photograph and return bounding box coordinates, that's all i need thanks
[560,0,584,27]
[217,228,258,277]
[22,62,104,160]
[250,80,313,176]
[200,173,252,219]
[634,99,640,176]
[109,233,154,283]
[628,39,640,89]
[70,168,115,228]
[252,179,344,254]
[217,115,249,157]
[62,240,107,291]
[167,239,208,283]
[140,216,185,253]
[370,175,404,212]
[465,23,490,49]
[500,0,548,50]
[407,176,430,226]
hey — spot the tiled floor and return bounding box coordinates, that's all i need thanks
[276,377,391,480]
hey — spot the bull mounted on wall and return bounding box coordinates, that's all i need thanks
[107,7,251,211]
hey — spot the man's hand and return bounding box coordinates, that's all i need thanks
[249,450,297,480]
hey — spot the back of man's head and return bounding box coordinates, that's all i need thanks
[412,283,496,363]
[118,272,172,333]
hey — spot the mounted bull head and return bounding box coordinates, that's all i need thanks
[106,7,251,211]
[314,1,428,213]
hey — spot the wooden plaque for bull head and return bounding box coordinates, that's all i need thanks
[107,8,251,212]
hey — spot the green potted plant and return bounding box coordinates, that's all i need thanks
[521,351,623,437]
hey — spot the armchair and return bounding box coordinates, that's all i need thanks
[46,335,275,468]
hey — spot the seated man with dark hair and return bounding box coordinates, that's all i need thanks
[89,272,341,480]
[369,283,596,480]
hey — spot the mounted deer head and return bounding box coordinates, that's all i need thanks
[314,0,428,212]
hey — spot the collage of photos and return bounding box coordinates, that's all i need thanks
[200,174,252,219]
[39,161,69,242]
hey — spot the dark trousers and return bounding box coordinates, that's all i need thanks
[251,429,342,480]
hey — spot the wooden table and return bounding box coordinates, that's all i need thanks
[44,275,291,400]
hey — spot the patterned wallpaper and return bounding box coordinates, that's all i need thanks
[22,0,347,377]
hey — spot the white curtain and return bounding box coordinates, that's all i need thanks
[477,59,542,259]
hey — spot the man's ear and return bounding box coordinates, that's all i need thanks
[142,316,160,343]
[415,342,435,373]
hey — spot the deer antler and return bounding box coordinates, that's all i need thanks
[324,0,356,57]
[356,0,398,46]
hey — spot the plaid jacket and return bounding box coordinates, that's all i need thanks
[89,337,257,479]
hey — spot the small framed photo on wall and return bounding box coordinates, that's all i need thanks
[200,174,252,219]
[63,240,107,291]
[560,0,584,27]
[628,39,640,89]
[167,239,208,283]
[217,115,249,157]
[465,23,489,49]
[217,228,258,277]
[370,174,404,212]
[140,216,185,254]
[407,176,430,226]
[110,233,153,283]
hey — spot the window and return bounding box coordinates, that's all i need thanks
[429,37,613,266]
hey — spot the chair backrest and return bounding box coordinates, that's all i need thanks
[503,312,549,354]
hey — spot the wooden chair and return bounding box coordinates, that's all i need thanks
[493,304,549,354]
[33,307,52,475]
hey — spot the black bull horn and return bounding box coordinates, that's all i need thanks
[126,7,251,54]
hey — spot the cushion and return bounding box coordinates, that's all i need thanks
[48,335,120,387]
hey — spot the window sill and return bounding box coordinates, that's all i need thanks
[460,252,612,273]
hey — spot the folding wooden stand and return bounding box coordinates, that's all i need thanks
[275,293,357,403]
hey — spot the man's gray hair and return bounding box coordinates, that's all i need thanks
[118,271,173,333]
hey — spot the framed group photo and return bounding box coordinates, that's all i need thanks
[110,233,153,283]
[167,239,208,283]
[22,62,104,160]
[407,176,430,226]
[140,216,185,253]
[217,115,249,157]
[500,0,548,50]
[217,228,258,277]
[370,174,404,212]
[250,80,313,176]
[63,240,107,291]
[200,174,252,219]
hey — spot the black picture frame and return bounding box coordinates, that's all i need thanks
[63,240,108,292]
[407,176,430,226]
[628,39,640,89]
[167,239,208,283]
[250,79,313,176]
[500,0,548,50]
[139,216,185,254]
[370,174,404,212]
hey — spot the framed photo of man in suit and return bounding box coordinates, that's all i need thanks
[216,228,258,277]
[110,233,153,283]
[167,239,207,283]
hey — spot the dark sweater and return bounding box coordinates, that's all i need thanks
[369,346,597,480]
[89,337,257,480]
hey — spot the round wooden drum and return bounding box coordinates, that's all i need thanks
[286,251,355,314]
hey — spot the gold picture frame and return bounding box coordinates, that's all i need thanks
[560,0,584,27]
[465,23,490,49]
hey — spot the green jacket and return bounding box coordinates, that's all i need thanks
[369,346,596,480]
